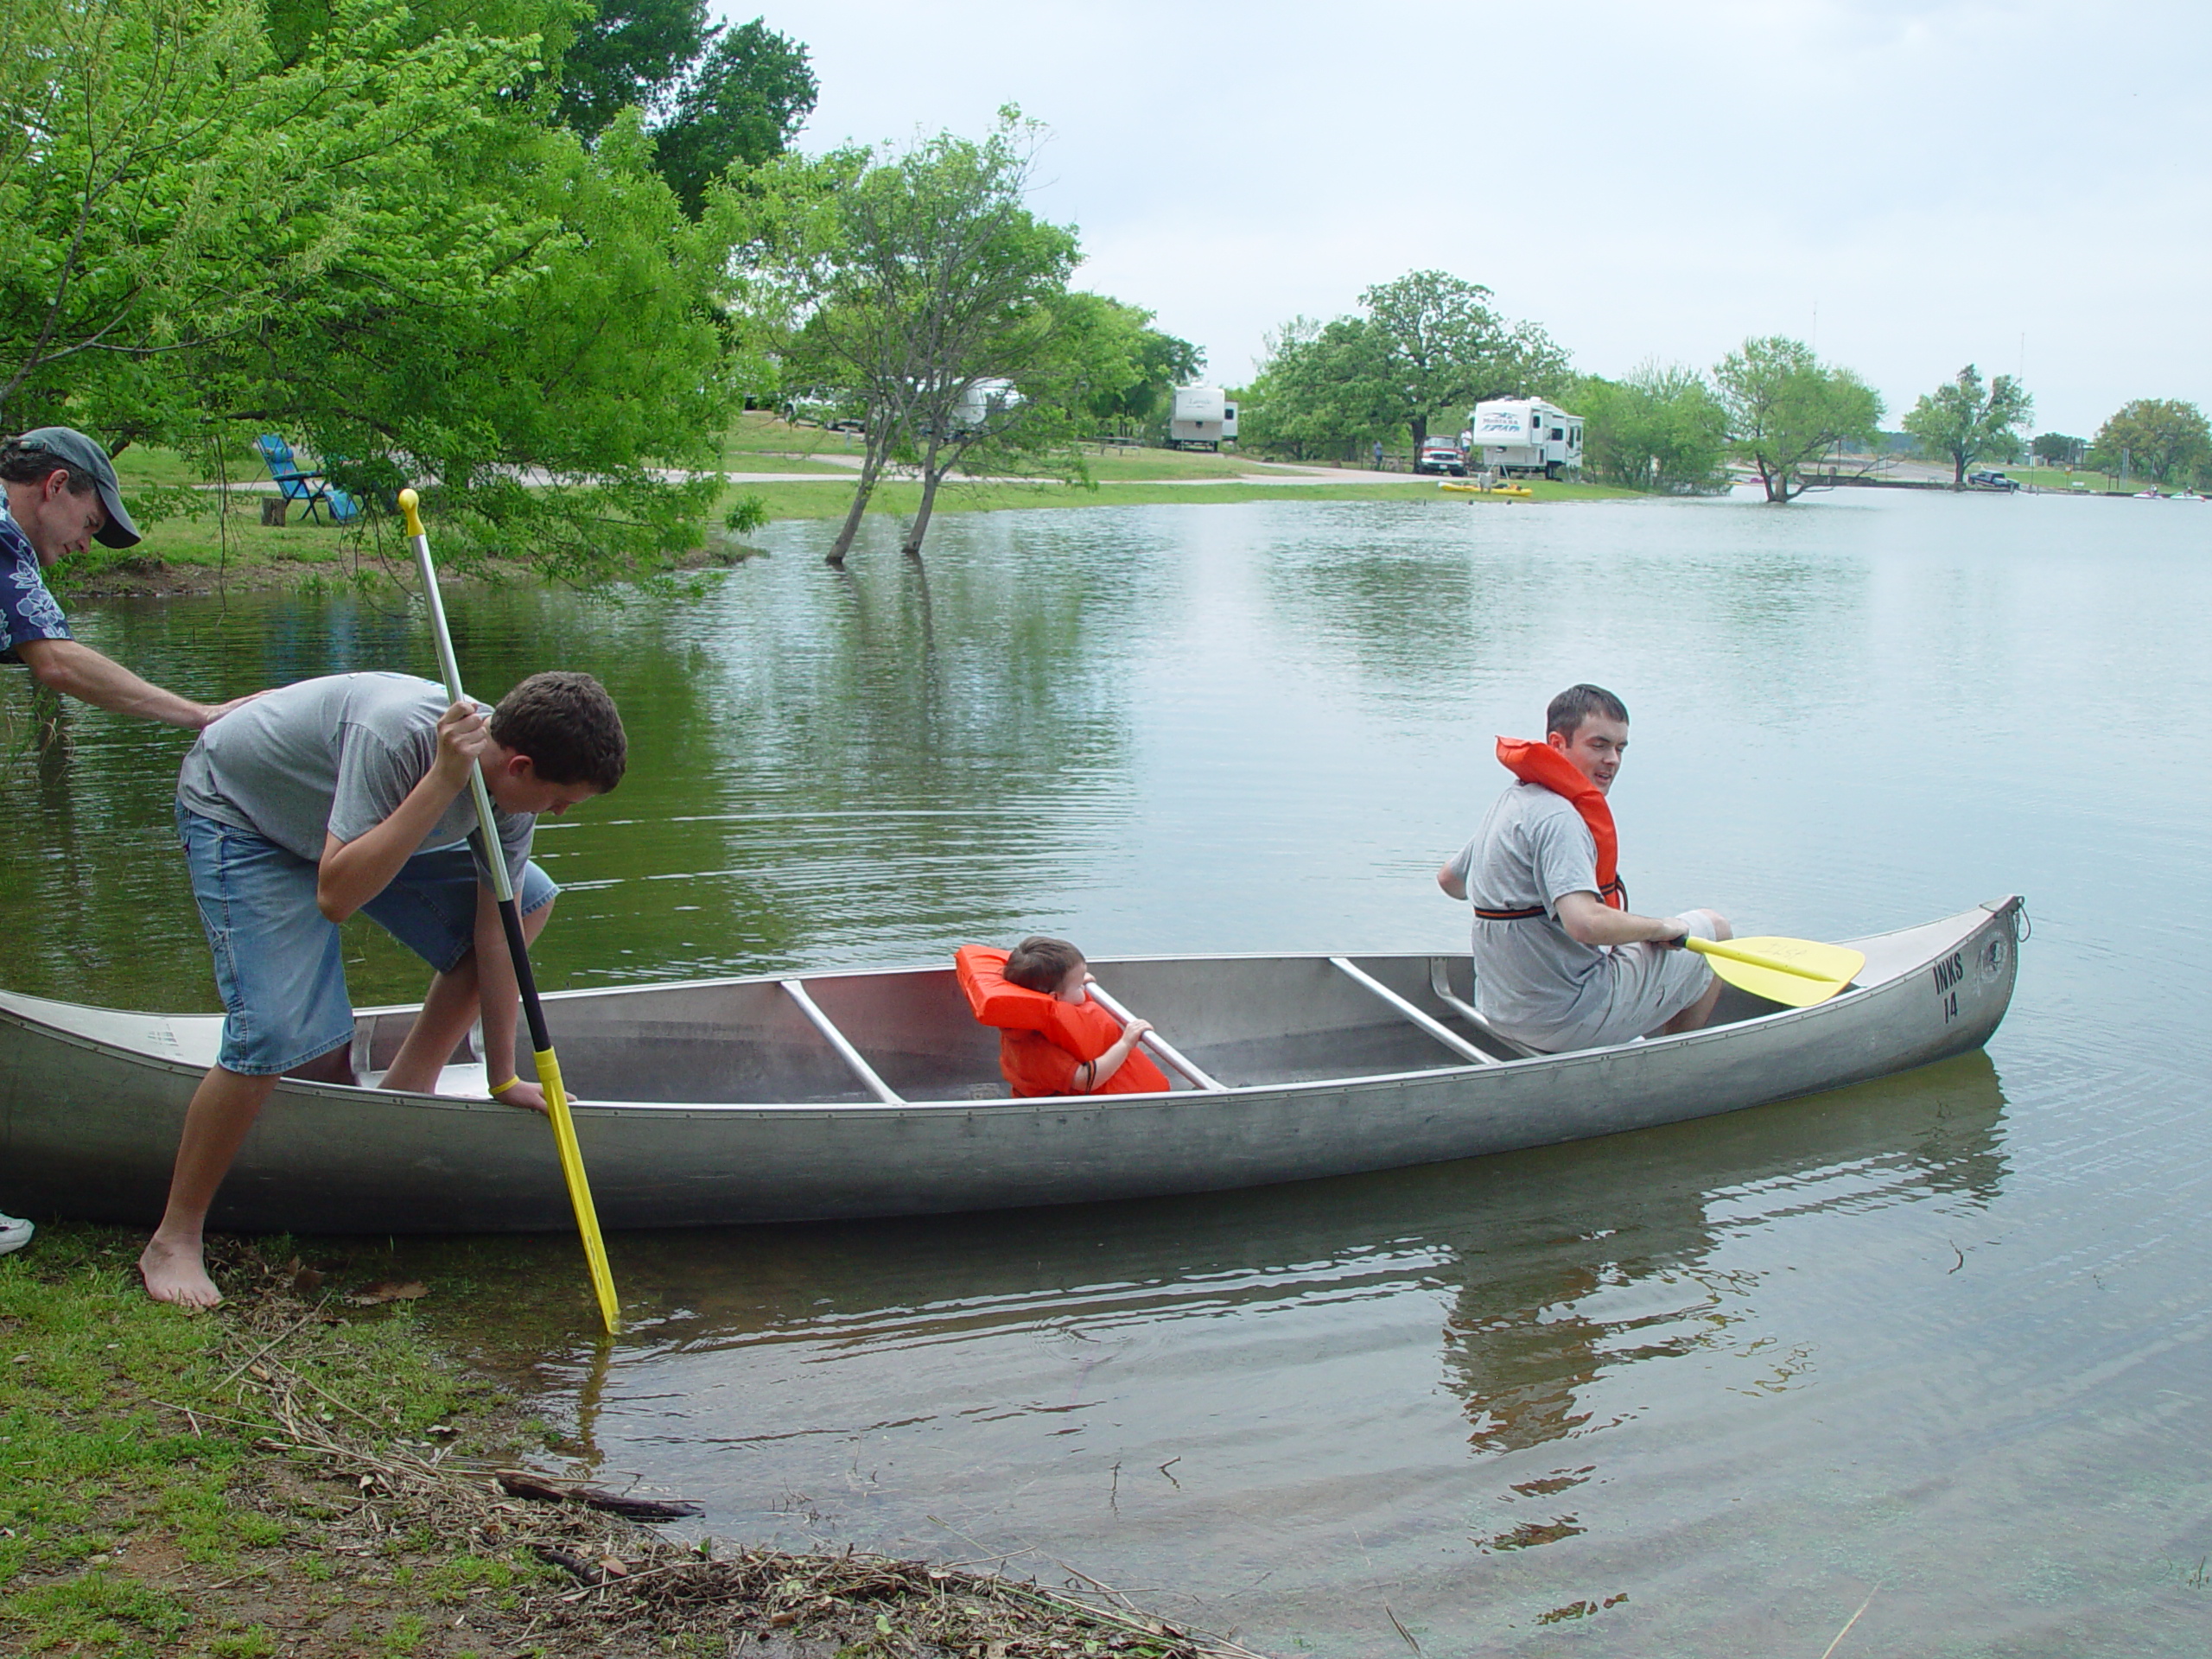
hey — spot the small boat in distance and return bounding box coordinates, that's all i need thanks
[1440,480,1533,499]
[3,899,2024,1235]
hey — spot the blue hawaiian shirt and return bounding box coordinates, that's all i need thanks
[0,506,71,663]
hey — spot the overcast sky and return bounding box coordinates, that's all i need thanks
[745,1,2205,437]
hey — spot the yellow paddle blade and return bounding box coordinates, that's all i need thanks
[535,1046,621,1336]
[1685,936,1866,1008]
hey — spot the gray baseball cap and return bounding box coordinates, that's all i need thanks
[16,427,141,548]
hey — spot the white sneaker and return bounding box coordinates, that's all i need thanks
[0,1212,33,1255]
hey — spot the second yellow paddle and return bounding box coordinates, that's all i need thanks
[1684,935,1866,1008]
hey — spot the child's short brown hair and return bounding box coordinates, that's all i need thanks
[1004,935,1084,994]
[490,671,626,791]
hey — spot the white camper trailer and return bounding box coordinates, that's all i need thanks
[950,378,1020,435]
[1169,386,1239,451]
[1471,398,1583,478]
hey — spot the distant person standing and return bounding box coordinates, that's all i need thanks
[1373,439,1385,472]
[0,428,257,1259]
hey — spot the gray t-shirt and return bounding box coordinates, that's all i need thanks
[176,671,532,887]
[1445,781,1616,1041]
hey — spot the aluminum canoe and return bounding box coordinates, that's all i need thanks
[0,898,2024,1233]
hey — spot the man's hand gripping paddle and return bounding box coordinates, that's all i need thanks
[398,489,620,1335]
[1683,935,1866,1008]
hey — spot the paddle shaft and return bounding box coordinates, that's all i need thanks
[398,489,620,1336]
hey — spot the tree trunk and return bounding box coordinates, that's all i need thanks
[826,447,886,566]
[902,468,944,560]
[1954,451,1967,488]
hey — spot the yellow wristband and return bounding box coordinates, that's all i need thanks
[488,1076,519,1095]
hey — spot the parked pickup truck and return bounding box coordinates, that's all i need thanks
[1966,470,2020,492]
[1414,438,1467,476]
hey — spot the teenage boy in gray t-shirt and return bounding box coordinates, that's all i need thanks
[1438,684,1732,1053]
[140,671,626,1309]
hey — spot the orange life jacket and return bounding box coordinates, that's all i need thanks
[953,945,1172,1097]
[1489,737,1627,916]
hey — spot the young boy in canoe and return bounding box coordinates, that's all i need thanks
[1437,683,1732,1053]
[957,936,1168,1096]
[139,670,626,1309]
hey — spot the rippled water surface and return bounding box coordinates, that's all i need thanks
[5,488,2209,1655]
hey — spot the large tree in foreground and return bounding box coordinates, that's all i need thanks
[1902,364,2032,486]
[0,0,773,582]
[1713,337,1883,504]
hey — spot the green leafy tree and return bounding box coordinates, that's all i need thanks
[651,17,817,217]
[1065,299,1201,434]
[1234,317,1395,461]
[1359,271,1571,453]
[1236,277,1568,461]
[2087,399,2211,486]
[793,111,1082,565]
[556,0,704,137]
[553,3,815,219]
[2031,432,2085,467]
[1573,364,1730,493]
[1,0,778,581]
[1901,365,2032,486]
[1713,337,1884,504]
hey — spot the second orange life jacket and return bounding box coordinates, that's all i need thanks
[953,944,1172,1097]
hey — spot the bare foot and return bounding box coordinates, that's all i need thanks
[138,1236,222,1309]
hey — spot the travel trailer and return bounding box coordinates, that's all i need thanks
[1471,398,1582,477]
[1170,386,1240,450]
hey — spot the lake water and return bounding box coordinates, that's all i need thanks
[7,486,2210,1655]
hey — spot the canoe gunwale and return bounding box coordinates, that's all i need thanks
[2,899,2013,1117]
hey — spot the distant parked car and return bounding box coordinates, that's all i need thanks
[1414,438,1467,476]
[1966,469,2019,492]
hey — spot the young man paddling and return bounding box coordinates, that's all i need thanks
[139,670,626,1308]
[1437,683,1732,1053]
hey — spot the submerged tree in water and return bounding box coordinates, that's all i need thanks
[1713,337,1883,504]
[795,111,1082,566]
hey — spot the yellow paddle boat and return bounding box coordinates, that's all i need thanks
[1440,480,1533,499]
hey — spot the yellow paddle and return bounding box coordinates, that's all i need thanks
[1683,935,1866,1007]
[398,488,620,1335]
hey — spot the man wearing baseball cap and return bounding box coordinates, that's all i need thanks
[0,428,251,729]
[0,428,256,1259]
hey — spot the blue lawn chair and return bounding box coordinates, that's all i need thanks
[255,435,360,524]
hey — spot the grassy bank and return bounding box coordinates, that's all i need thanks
[70,427,1633,597]
[0,1224,1251,1659]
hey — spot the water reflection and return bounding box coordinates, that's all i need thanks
[396,1052,2007,1480]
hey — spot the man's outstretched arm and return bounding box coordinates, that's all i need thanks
[15,637,248,728]
[1554,888,1689,948]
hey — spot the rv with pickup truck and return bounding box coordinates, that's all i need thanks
[1471,398,1582,478]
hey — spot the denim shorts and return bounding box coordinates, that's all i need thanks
[175,804,556,1076]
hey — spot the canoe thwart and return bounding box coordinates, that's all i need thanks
[1085,980,1228,1092]
[1426,959,1541,1058]
[1331,957,1497,1066]
[779,979,905,1104]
